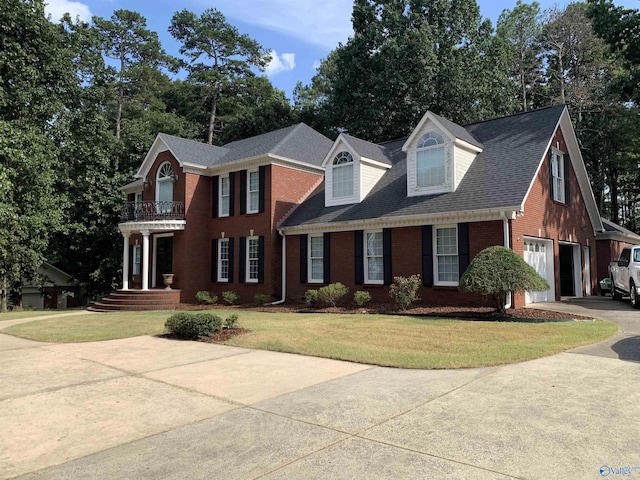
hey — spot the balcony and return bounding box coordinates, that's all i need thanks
[120,201,185,222]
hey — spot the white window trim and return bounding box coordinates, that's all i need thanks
[551,148,565,203]
[246,236,259,283]
[364,230,384,285]
[247,170,259,214]
[219,175,230,217]
[308,235,324,283]
[332,153,354,199]
[433,225,459,287]
[416,132,446,189]
[217,238,230,282]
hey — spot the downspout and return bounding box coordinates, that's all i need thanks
[501,211,512,309]
[271,229,286,305]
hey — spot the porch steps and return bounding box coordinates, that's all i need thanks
[88,289,181,312]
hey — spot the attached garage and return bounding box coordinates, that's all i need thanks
[523,237,555,304]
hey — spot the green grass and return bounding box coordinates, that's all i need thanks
[2,309,617,368]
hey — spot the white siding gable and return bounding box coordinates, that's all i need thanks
[360,159,387,200]
[453,143,477,190]
[403,112,482,197]
[324,140,359,207]
[322,136,391,207]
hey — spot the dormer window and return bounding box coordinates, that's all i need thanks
[332,151,354,198]
[416,132,445,187]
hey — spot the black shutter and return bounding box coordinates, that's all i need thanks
[257,236,265,283]
[239,170,247,214]
[258,166,266,213]
[422,225,433,286]
[323,232,331,284]
[354,230,364,285]
[228,238,235,283]
[299,234,308,283]
[458,223,470,277]
[383,228,392,285]
[211,239,218,282]
[239,237,246,283]
[211,175,219,218]
[549,150,554,198]
[229,172,236,216]
[564,155,570,205]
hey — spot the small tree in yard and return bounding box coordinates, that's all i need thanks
[459,246,550,314]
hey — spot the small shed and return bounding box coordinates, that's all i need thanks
[22,262,81,310]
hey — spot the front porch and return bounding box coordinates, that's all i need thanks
[118,201,186,292]
[88,289,181,312]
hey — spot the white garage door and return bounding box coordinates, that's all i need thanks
[524,239,552,303]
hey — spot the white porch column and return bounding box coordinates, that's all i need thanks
[141,230,150,291]
[122,233,131,290]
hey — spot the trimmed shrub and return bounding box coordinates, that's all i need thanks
[304,289,319,305]
[459,246,550,313]
[389,274,421,310]
[354,290,372,307]
[222,290,240,305]
[254,293,270,305]
[195,291,218,305]
[165,312,223,339]
[224,314,239,329]
[317,282,348,307]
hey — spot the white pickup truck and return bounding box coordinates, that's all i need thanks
[610,245,640,309]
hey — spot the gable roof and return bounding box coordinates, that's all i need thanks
[342,134,393,166]
[135,123,332,179]
[402,111,484,151]
[598,218,640,243]
[282,105,594,231]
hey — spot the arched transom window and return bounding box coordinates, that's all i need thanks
[332,151,354,198]
[156,162,175,206]
[416,132,445,187]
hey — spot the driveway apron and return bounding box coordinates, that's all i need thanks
[1,298,638,480]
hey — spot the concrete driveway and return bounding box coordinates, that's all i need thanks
[1,300,638,480]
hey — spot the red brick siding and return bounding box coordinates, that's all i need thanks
[286,221,504,307]
[510,128,597,307]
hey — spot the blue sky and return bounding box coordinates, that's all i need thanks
[45,0,638,100]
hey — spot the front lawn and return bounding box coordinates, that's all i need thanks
[2,310,616,368]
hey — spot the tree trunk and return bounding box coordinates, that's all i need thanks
[207,87,219,145]
[0,278,7,313]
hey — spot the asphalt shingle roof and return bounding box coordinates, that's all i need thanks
[157,123,332,169]
[343,134,393,166]
[282,105,566,228]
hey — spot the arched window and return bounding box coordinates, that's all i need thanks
[156,162,175,212]
[332,151,354,198]
[416,132,445,187]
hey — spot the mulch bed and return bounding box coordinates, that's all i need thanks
[175,302,594,321]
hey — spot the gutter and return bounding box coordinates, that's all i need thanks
[501,211,512,309]
[270,229,287,305]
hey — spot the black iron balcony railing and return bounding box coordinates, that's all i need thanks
[120,201,185,222]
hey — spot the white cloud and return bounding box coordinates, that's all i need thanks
[44,0,92,22]
[265,51,296,76]
[206,0,353,51]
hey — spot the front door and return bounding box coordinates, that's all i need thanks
[155,236,174,288]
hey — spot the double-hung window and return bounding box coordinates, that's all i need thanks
[308,235,324,283]
[247,237,259,282]
[332,151,354,198]
[551,149,565,203]
[219,176,230,216]
[218,239,230,282]
[248,170,259,213]
[365,231,383,284]
[434,226,458,285]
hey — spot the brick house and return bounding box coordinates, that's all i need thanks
[108,105,606,310]
[596,218,640,283]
